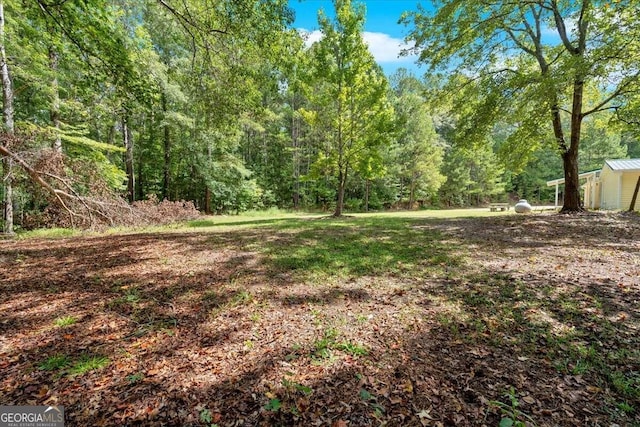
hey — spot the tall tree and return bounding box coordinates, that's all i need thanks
[308,0,394,216]
[0,0,14,234]
[404,0,640,212]
[390,71,445,208]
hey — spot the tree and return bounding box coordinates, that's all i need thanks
[404,0,640,212]
[390,71,445,208]
[579,114,627,171]
[0,0,14,233]
[307,0,394,216]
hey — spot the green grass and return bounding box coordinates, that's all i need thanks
[256,216,460,281]
[39,354,108,376]
[38,354,71,371]
[13,207,518,241]
[17,228,82,240]
[185,211,639,415]
[311,328,338,360]
[68,355,110,376]
[187,207,516,229]
[334,341,368,356]
[53,315,77,327]
[12,208,638,422]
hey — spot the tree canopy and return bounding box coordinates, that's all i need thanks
[1,0,639,232]
[403,0,640,212]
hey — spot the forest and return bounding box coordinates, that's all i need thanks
[0,0,639,232]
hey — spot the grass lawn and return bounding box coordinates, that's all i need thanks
[0,210,638,426]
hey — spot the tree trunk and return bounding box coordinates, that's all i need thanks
[364,179,369,212]
[560,79,586,213]
[292,110,300,210]
[162,94,170,200]
[1,0,14,234]
[49,45,62,153]
[409,178,416,210]
[204,187,211,214]
[2,162,11,232]
[560,150,581,212]
[629,175,640,212]
[334,167,346,217]
[122,115,135,203]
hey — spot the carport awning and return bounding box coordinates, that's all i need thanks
[546,170,600,187]
[546,170,601,208]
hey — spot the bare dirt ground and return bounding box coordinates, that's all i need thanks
[1,212,639,426]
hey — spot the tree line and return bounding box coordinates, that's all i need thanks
[1,0,639,232]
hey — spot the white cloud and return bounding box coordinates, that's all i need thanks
[540,17,578,39]
[298,28,417,64]
[299,29,323,47]
[362,31,417,63]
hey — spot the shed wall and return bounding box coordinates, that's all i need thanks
[621,172,640,211]
[600,166,619,209]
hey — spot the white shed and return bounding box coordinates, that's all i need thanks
[546,159,640,211]
[599,159,640,210]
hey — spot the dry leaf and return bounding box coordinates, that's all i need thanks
[522,396,536,405]
[416,409,434,420]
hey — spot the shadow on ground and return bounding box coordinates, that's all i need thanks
[0,213,638,426]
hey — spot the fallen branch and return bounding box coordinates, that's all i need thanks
[0,143,82,225]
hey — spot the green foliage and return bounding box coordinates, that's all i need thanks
[389,70,445,207]
[68,355,109,376]
[53,315,77,327]
[334,341,368,357]
[308,326,368,361]
[199,408,213,423]
[17,228,80,239]
[312,328,338,360]
[2,0,640,226]
[438,143,505,207]
[126,372,144,384]
[359,388,385,417]
[263,398,282,412]
[579,114,628,172]
[490,388,536,427]
[39,352,110,377]
[404,0,640,211]
[38,354,71,371]
[305,0,395,215]
[281,378,313,396]
[59,124,125,153]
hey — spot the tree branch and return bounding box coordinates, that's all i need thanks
[582,74,640,118]
[550,0,578,54]
[0,143,80,224]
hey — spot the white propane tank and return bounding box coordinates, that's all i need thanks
[514,199,532,213]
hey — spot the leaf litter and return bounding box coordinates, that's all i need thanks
[0,212,638,426]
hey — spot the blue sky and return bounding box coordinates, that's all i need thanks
[288,0,426,76]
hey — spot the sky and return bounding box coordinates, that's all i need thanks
[288,0,427,77]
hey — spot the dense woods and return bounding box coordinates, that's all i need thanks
[1,0,639,231]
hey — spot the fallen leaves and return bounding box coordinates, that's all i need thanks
[1,214,639,425]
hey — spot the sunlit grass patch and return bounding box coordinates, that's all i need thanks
[39,354,108,377]
[68,355,109,376]
[17,228,82,240]
[262,216,459,281]
[53,315,77,327]
[38,354,71,371]
[334,341,368,357]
